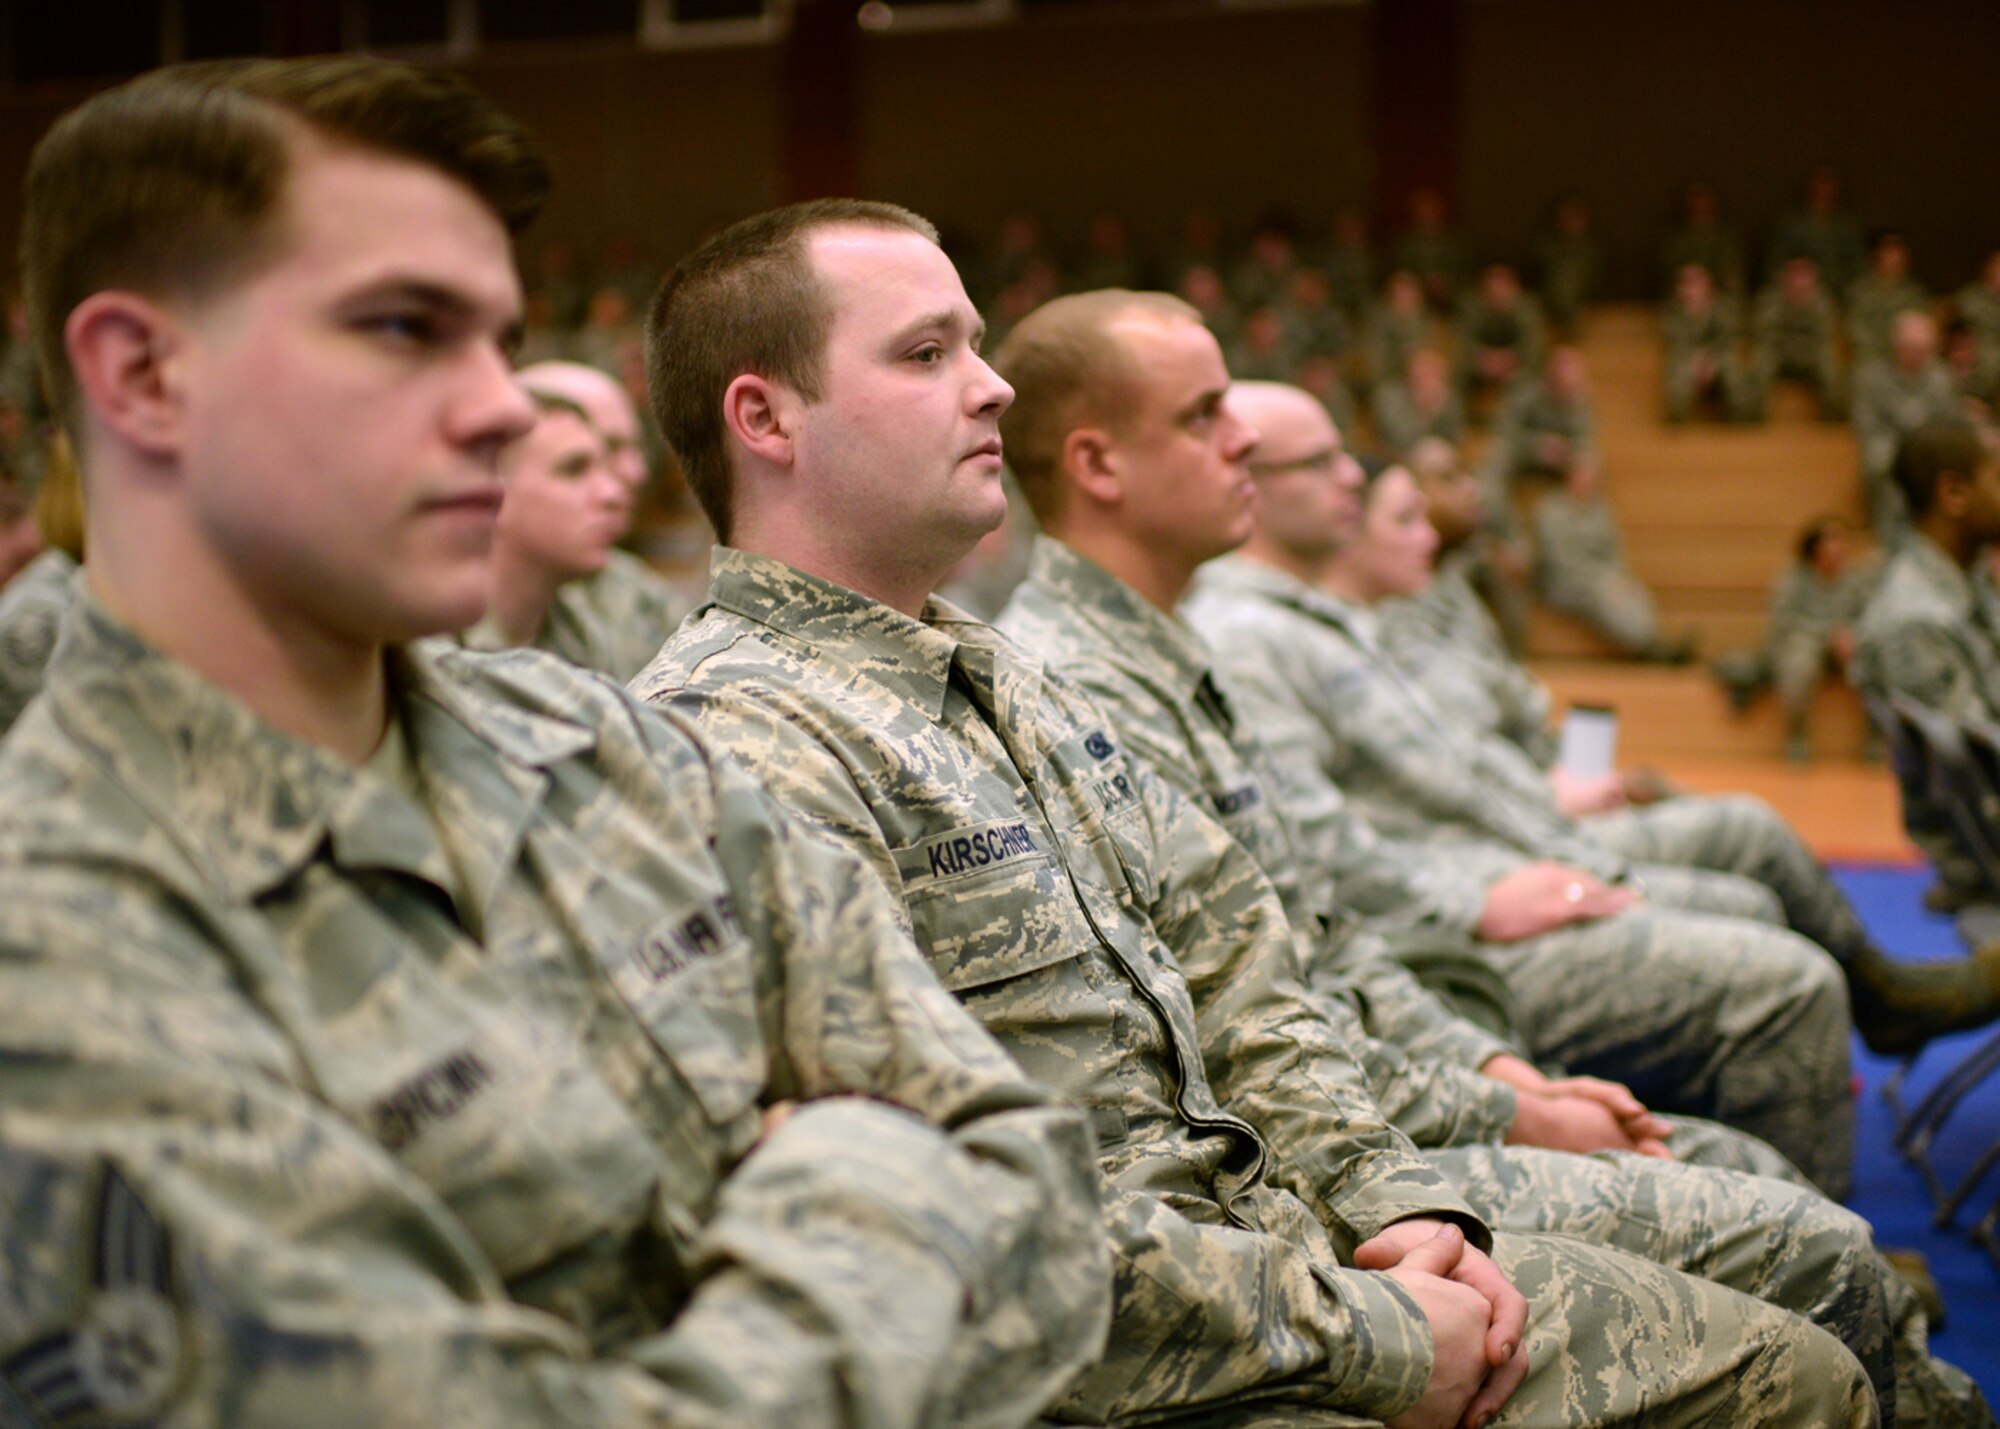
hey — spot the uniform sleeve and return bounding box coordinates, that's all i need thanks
[1767,566,1814,639]
[1122,761,1489,1251]
[1857,616,1998,724]
[1073,673,1516,1139]
[651,678,1446,1425]
[0,582,66,734]
[1203,626,1493,938]
[0,862,1072,1429]
[676,733,1115,1421]
[1322,928,1515,1077]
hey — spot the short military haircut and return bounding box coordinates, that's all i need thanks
[22,55,549,442]
[645,198,939,543]
[991,289,1201,527]
[1894,421,1993,519]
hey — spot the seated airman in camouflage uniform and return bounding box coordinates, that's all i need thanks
[1854,312,1963,539]
[1477,345,1596,519]
[1365,268,1434,388]
[463,386,646,671]
[1767,167,1868,302]
[1530,459,1682,661]
[1658,183,1746,296]
[1532,197,1600,339]
[1370,348,1465,458]
[638,202,1882,1429]
[1190,390,2000,1104]
[462,361,687,680]
[1955,250,2000,387]
[988,292,1990,1426]
[516,359,695,673]
[1856,422,2000,909]
[1846,232,1932,370]
[1455,265,1545,415]
[1381,443,1555,765]
[1711,515,1880,762]
[1391,188,1472,315]
[1750,256,1846,420]
[1662,262,1755,423]
[0,60,1114,1428]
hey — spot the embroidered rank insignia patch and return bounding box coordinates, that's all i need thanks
[0,1165,186,1427]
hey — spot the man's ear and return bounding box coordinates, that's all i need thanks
[65,291,186,460]
[1063,425,1123,508]
[722,373,796,468]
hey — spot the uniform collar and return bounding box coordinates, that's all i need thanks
[1026,536,1224,712]
[1904,533,1976,611]
[1193,552,1376,642]
[702,545,1004,721]
[41,593,594,913]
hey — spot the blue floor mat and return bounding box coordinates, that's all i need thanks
[1833,862,2000,1400]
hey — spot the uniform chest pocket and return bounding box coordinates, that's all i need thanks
[599,896,765,1128]
[1049,728,1159,912]
[897,843,1120,1108]
[892,818,1071,988]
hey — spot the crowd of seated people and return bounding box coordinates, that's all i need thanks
[3,54,2000,1429]
[930,180,1995,675]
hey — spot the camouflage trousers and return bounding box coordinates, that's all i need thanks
[1591,793,1878,968]
[1538,564,1661,656]
[1628,858,1787,924]
[1072,1230,1875,1427]
[1478,906,1853,1197]
[1664,351,1758,423]
[1434,1141,1994,1428]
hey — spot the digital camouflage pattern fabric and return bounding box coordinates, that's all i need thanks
[1854,534,2000,895]
[0,548,76,735]
[0,592,1111,1428]
[1379,549,1556,768]
[638,545,1879,1428]
[464,548,686,684]
[1185,553,1855,1193]
[1002,534,1992,1427]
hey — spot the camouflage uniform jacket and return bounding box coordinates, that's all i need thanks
[1844,275,1930,365]
[0,547,75,735]
[465,550,683,684]
[1368,380,1466,458]
[1185,556,1628,892]
[637,547,1483,1426]
[1661,293,1742,360]
[1380,552,1557,768]
[1533,491,1630,582]
[1853,360,1961,474]
[1854,533,2000,723]
[0,592,1111,1428]
[1492,383,1596,471]
[572,549,690,679]
[1767,561,1877,653]
[1752,287,1841,368]
[996,536,1519,1148]
[1455,293,1547,375]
